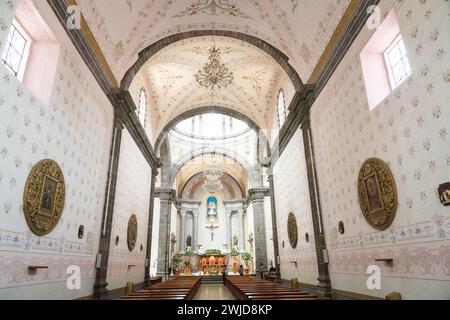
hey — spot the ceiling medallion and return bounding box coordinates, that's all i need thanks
[195,46,234,89]
[202,163,223,193]
[174,0,253,20]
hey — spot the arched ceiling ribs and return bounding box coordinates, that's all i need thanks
[155,107,271,167]
[181,171,245,201]
[174,152,248,198]
[171,148,252,180]
[120,30,303,92]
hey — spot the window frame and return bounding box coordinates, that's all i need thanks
[277,89,287,128]
[138,89,147,126]
[383,34,411,90]
[1,21,30,80]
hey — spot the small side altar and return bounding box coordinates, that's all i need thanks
[199,253,226,275]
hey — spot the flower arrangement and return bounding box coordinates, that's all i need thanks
[229,248,240,257]
[204,249,221,256]
[171,253,183,266]
[185,249,195,257]
[242,252,253,266]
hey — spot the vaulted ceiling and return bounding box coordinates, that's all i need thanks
[136,36,291,131]
[176,153,248,197]
[76,0,351,83]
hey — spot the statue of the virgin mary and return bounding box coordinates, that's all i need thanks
[207,196,218,221]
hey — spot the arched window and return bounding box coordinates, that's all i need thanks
[277,89,287,128]
[138,89,146,126]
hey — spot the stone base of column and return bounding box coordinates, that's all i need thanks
[275,271,282,284]
[93,280,109,300]
[317,276,333,298]
[144,276,151,288]
[157,271,170,281]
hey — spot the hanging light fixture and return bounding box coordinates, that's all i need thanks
[195,46,234,89]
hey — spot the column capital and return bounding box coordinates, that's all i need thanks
[300,114,312,130]
[247,188,270,204]
[155,188,177,202]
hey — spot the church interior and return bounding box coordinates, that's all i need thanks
[0,0,449,301]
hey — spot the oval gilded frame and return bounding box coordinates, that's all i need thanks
[358,158,398,231]
[127,214,138,252]
[23,159,66,236]
[287,212,298,249]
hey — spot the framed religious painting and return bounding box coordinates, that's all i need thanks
[287,212,298,249]
[23,159,66,236]
[127,214,138,252]
[358,158,398,230]
[438,182,450,206]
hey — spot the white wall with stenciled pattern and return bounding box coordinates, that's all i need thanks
[106,129,152,291]
[273,129,319,286]
[310,0,450,299]
[0,0,114,299]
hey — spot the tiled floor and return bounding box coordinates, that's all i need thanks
[193,284,237,300]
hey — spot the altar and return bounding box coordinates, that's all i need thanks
[199,254,226,275]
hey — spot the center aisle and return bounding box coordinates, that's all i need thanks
[193,284,237,300]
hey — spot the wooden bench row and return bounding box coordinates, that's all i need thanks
[120,277,201,300]
[225,276,329,301]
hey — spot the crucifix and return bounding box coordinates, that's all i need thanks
[205,223,219,242]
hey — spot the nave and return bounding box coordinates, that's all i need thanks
[0,0,449,301]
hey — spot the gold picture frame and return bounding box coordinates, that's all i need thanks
[127,214,138,252]
[358,158,398,230]
[23,159,66,236]
[287,212,298,249]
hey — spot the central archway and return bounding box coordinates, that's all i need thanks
[120,30,304,92]
[154,106,271,158]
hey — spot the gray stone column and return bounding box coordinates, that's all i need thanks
[226,211,232,251]
[93,113,123,299]
[156,189,175,280]
[267,168,282,283]
[144,169,158,286]
[249,188,269,277]
[193,211,199,251]
[301,116,332,297]
[238,210,245,252]
[180,210,187,253]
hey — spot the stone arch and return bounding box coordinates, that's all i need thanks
[120,30,303,92]
[181,171,245,200]
[154,106,271,159]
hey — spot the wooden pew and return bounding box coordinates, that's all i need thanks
[121,277,201,300]
[225,276,329,301]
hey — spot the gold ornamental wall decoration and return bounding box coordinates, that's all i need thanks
[287,212,298,249]
[23,159,66,236]
[358,158,398,231]
[127,214,138,252]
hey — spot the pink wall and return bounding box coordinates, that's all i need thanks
[22,42,60,104]
[360,9,401,110]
